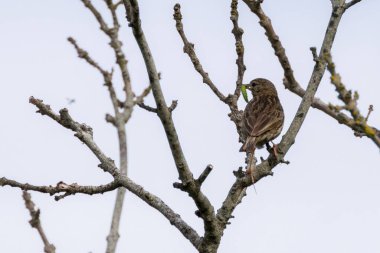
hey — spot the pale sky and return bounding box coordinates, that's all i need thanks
[1,1,380,252]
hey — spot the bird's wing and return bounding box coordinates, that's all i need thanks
[244,96,283,137]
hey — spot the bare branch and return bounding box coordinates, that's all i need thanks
[106,189,126,253]
[173,4,227,103]
[22,191,56,253]
[67,37,120,115]
[196,164,213,186]
[310,47,319,62]
[134,85,152,105]
[230,0,246,98]
[325,53,379,144]
[137,100,176,114]
[67,37,109,76]
[105,0,120,29]
[124,1,219,250]
[172,3,245,146]
[217,0,349,231]
[0,178,120,200]
[81,0,133,113]
[325,52,361,120]
[105,113,116,125]
[29,96,119,176]
[73,3,133,249]
[243,0,299,90]
[168,100,178,113]
[106,121,128,253]
[2,175,202,249]
[114,0,123,9]
[345,0,362,9]
[137,102,158,113]
[239,0,380,148]
[117,175,202,249]
[25,96,202,249]
[81,0,110,34]
[365,105,374,122]
[11,175,202,249]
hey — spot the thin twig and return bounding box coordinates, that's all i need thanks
[172,3,245,145]
[345,0,362,9]
[81,0,133,116]
[134,86,152,105]
[137,102,158,113]
[196,164,214,186]
[325,52,378,141]
[67,37,109,76]
[105,0,120,29]
[81,0,110,33]
[114,0,123,9]
[325,52,361,120]
[365,105,374,122]
[173,4,226,103]
[138,100,177,114]
[29,96,119,176]
[168,100,178,112]
[1,178,120,200]
[230,0,246,98]
[22,191,56,253]
[67,37,119,113]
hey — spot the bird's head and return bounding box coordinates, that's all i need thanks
[244,78,278,97]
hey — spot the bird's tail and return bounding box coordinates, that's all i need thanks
[246,152,257,193]
[246,152,257,176]
[240,136,256,153]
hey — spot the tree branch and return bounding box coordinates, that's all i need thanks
[137,102,158,113]
[2,173,202,249]
[324,53,379,144]
[22,191,56,253]
[81,0,110,34]
[133,85,152,105]
[239,0,380,148]
[345,0,362,9]
[173,4,227,103]
[117,175,202,249]
[81,0,134,118]
[67,37,119,113]
[24,96,203,249]
[196,164,214,186]
[29,96,119,176]
[1,178,120,200]
[230,0,246,98]
[217,0,348,232]
[172,3,245,146]
[123,1,220,250]
[70,3,136,249]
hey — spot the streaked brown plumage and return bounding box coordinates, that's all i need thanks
[240,78,284,181]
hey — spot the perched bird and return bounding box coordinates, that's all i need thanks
[240,78,284,181]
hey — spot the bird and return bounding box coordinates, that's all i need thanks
[240,78,284,182]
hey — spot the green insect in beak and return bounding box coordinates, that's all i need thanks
[241,84,249,103]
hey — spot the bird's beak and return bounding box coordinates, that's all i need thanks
[242,84,252,90]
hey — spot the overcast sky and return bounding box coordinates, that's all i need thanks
[1,1,380,252]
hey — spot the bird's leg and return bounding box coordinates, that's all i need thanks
[266,141,280,159]
[271,141,279,159]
